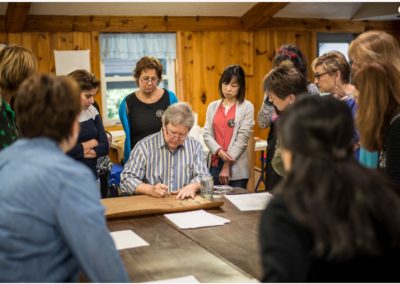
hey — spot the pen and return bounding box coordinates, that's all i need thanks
[157,175,170,196]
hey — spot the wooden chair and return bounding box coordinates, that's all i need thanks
[246,130,255,192]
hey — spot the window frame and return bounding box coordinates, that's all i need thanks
[99,36,176,127]
[317,32,356,60]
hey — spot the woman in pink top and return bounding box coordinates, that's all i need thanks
[203,65,254,189]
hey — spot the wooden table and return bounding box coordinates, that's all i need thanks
[107,193,263,282]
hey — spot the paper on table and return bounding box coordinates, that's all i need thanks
[146,275,200,283]
[164,209,230,229]
[225,192,273,211]
[110,230,149,250]
[109,130,125,138]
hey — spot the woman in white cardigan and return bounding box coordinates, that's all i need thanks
[203,65,254,189]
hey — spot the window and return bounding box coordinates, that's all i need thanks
[99,33,176,126]
[317,33,355,61]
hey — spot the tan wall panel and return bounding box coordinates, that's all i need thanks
[0,33,7,43]
[31,33,51,74]
[7,33,23,45]
[91,32,102,114]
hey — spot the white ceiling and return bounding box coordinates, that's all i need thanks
[0,2,399,20]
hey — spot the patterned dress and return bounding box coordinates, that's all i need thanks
[0,98,18,151]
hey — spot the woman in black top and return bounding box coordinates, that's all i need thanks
[119,56,178,163]
[260,96,400,282]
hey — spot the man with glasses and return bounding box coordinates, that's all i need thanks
[120,102,210,199]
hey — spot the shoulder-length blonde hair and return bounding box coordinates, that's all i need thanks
[0,45,37,100]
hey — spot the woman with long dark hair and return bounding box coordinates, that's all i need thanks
[260,95,400,282]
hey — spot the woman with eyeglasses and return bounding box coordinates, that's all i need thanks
[203,65,254,188]
[312,51,360,159]
[119,56,178,163]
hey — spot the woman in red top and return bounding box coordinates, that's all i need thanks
[203,65,254,189]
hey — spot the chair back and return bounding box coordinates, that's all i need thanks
[246,130,255,192]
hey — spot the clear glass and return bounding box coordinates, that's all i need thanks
[200,175,214,199]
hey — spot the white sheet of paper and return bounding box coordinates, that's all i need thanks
[146,275,200,283]
[109,130,125,139]
[110,230,149,250]
[225,192,273,211]
[164,209,230,229]
[54,50,91,75]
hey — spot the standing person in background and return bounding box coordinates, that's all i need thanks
[312,51,360,159]
[258,44,318,131]
[257,44,317,191]
[0,74,130,282]
[260,95,400,282]
[119,56,178,163]
[0,45,37,151]
[349,31,400,186]
[67,70,109,187]
[203,65,254,189]
[261,64,308,190]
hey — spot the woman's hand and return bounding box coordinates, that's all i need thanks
[218,150,235,165]
[82,139,99,158]
[219,163,231,185]
[82,139,98,153]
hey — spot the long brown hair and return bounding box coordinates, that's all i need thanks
[353,62,400,151]
[349,31,400,151]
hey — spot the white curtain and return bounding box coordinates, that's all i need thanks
[100,33,176,60]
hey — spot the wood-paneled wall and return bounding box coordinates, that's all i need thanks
[0,29,317,140]
[0,31,103,112]
[177,30,315,139]
[2,29,397,140]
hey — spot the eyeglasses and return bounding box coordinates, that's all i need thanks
[140,76,159,84]
[165,126,187,140]
[314,71,331,80]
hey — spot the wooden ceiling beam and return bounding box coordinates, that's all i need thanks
[0,15,397,34]
[24,15,242,32]
[257,18,400,33]
[241,3,289,30]
[5,3,31,33]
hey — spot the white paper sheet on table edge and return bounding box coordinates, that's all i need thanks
[110,229,149,250]
[164,209,230,229]
[145,275,200,283]
[224,192,273,211]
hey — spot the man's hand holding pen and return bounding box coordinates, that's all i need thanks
[149,183,170,198]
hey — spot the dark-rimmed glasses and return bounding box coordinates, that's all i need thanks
[165,126,187,140]
[314,71,332,80]
[140,76,159,84]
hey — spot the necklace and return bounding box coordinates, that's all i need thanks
[136,89,162,104]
